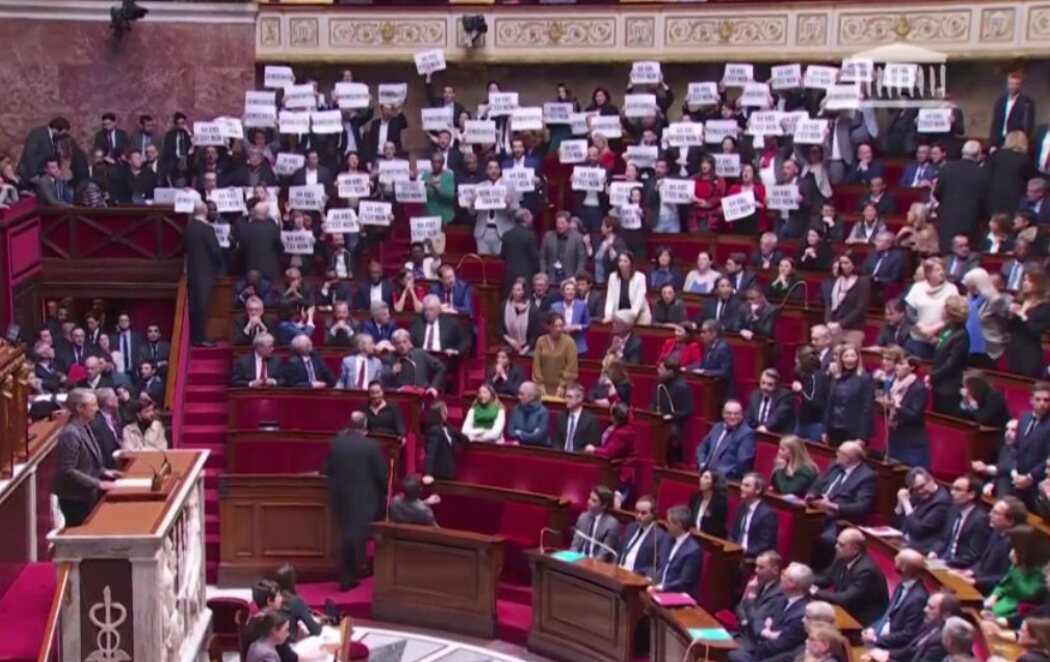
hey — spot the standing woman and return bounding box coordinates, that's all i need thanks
[725,162,766,236]
[961,268,1011,369]
[928,295,970,416]
[603,251,652,325]
[690,156,726,233]
[825,252,870,348]
[904,258,959,360]
[822,345,874,447]
[792,345,829,442]
[500,277,539,356]
[1006,270,1050,378]
[986,131,1034,215]
[881,356,930,467]
[532,313,579,397]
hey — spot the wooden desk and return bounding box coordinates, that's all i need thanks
[860,529,985,609]
[227,430,401,475]
[527,551,649,662]
[646,593,737,662]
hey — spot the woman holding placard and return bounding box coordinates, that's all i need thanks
[726,162,765,235]
[690,157,725,233]
[603,251,652,325]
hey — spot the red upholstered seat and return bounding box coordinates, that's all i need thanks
[771,507,797,561]
[926,419,971,480]
[228,392,417,434]
[498,501,549,548]
[230,437,329,473]
[696,547,715,610]
[754,443,777,477]
[206,597,250,652]
[431,493,501,535]
[655,477,697,516]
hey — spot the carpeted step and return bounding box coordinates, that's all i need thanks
[206,560,218,585]
[496,582,533,606]
[184,384,229,404]
[182,402,228,425]
[0,563,57,662]
[185,369,230,387]
[181,424,227,446]
[188,344,232,359]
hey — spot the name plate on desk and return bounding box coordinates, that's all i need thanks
[551,550,585,563]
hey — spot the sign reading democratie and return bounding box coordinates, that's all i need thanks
[264,65,295,89]
[335,82,370,110]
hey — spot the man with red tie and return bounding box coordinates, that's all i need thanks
[430,264,473,316]
[230,332,282,388]
[336,334,382,391]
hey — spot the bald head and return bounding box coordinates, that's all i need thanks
[251,201,271,220]
[835,527,865,561]
[895,548,925,579]
[348,411,367,431]
[837,441,865,466]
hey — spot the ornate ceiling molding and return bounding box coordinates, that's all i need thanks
[0,0,256,24]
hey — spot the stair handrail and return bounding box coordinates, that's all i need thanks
[455,253,487,286]
[36,563,71,662]
[167,275,191,447]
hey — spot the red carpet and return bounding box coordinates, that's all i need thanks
[0,563,57,662]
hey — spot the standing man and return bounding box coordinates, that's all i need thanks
[989,72,1036,148]
[17,117,70,182]
[183,201,222,347]
[237,202,284,283]
[933,141,989,249]
[51,388,120,527]
[322,411,388,590]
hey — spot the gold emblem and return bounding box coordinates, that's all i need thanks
[718,20,734,42]
[894,17,912,38]
[380,22,395,44]
[548,21,564,44]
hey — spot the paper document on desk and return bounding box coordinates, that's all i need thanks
[114,478,154,490]
[861,526,903,538]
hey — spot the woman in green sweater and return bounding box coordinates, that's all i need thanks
[461,384,506,443]
[770,435,819,497]
[424,152,456,226]
[988,525,1050,619]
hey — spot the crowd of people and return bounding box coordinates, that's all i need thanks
[30,62,1050,662]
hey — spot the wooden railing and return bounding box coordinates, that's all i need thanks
[169,276,191,448]
[38,206,188,262]
[35,563,71,662]
[0,345,30,479]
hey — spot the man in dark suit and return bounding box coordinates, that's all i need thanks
[184,201,223,347]
[424,75,466,135]
[554,385,600,452]
[618,495,666,580]
[290,149,334,188]
[411,295,471,356]
[429,129,464,175]
[652,357,695,455]
[430,265,474,316]
[90,387,123,470]
[161,112,192,180]
[59,327,96,369]
[233,296,276,347]
[745,369,795,434]
[697,277,744,332]
[77,357,114,391]
[724,253,756,293]
[748,233,783,271]
[17,117,70,182]
[237,202,284,282]
[227,148,277,188]
[730,473,779,558]
[282,335,335,388]
[933,140,989,248]
[988,72,1036,147]
[36,158,72,207]
[33,342,68,394]
[862,232,906,284]
[569,486,620,562]
[855,176,898,215]
[1033,116,1050,178]
[862,549,929,650]
[51,389,120,526]
[1019,177,1050,224]
[1000,383,1050,508]
[949,496,1027,594]
[321,411,388,589]
[729,559,811,662]
[92,112,129,161]
[109,150,157,204]
[365,105,409,162]
[732,551,785,649]
[895,467,951,555]
[689,320,735,396]
[605,312,643,364]
[931,475,989,569]
[352,261,396,312]
[774,159,819,239]
[110,313,143,376]
[653,505,703,598]
[500,209,540,290]
[388,475,437,526]
[230,332,282,388]
[864,592,962,662]
[137,324,170,375]
[381,329,445,395]
[944,235,981,284]
[1001,235,1032,291]
[136,361,165,404]
[807,441,878,564]
[695,400,755,480]
[899,144,935,189]
[814,527,889,626]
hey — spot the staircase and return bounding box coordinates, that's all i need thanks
[178,343,233,584]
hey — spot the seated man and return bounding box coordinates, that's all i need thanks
[813,528,889,627]
[33,341,68,394]
[688,319,735,396]
[276,267,314,311]
[869,298,912,349]
[324,301,356,348]
[410,295,470,356]
[506,381,550,447]
[430,264,473,316]
[233,269,272,309]
[276,304,316,348]
[895,467,950,555]
[730,473,779,558]
[733,551,785,648]
[723,252,756,293]
[281,334,335,389]
[605,311,642,365]
[121,399,168,451]
[899,144,934,189]
[231,332,282,388]
[861,232,905,284]
[929,475,989,569]
[136,360,164,404]
[744,368,795,434]
[618,495,666,580]
[234,295,275,347]
[554,384,600,452]
[652,505,703,598]
[861,549,929,651]
[530,272,559,313]
[863,592,961,662]
[352,260,395,312]
[695,400,754,480]
[844,143,885,185]
[76,356,113,390]
[806,441,877,564]
[845,203,887,245]
[855,175,897,215]
[696,277,744,332]
[381,329,444,396]
[315,268,352,308]
[944,234,980,285]
[729,560,811,662]
[336,334,382,390]
[388,475,438,526]
[748,232,783,271]
[569,485,619,562]
[360,301,399,350]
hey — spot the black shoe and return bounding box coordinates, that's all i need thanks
[193,339,217,348]
[324,598,342,622]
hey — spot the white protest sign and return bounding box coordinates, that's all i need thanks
[625,145,659,170]
[748,111,784,136]
[243,105,277,129]
[457,184,476,209]
[780,110,809,135]
[883,63,918,88]
[359,200,393,226]
[825,84,861,111]
[421,106,453,132]
[505,167,536,193]
[337,173,371,199]
[245,90,277,110]
[804,66,839,90]
[609,181,642,207]
[771,64,802,90]
[193,122,225,146]
[278,111,311,135]
[414,159,432,178]
[281,230,315,255]
[713,153,741,178]
[463,120,497,144]
[377,159,411,184]
[414,49,446,76]
[569,113,590,136]
[590,115,622,139]
[335,82,370,110]
[174,190,201,213]
[274,152,306,176]
[474,184,509,210]
[705,120,739,144]
[283,84,317,110]
[619,204,643,230]
[740,82,772,108]
[511,107,544,132]
[571,166,607,192]
[488,92,519,117]
[153,188,177,205]
[840,58,874,83]
[723,63,754,87]
[917,108,952,133]
[324,208,360,234]
[543,103,574,125]
[213,223,231,248]
[311,110,343,135]
[624,94,658,118]
[240,187,280,202]
[264,66,295,89]
[218,115,244,140]
[666,122,705,148]
[660,179,694,204]
[395,179,427,203]
[768,184,800,211]
[378,83,408,107]
[207,187,247,214]
[288,185,326,211]
[793,118,828,145]
[686,82,721,107]
[410,216,442,243]
[721,190,757,222]
[630,61,661,85]
[559,139,588,164]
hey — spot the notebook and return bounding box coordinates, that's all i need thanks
[651,592,697,608]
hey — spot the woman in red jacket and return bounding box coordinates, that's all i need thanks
[690,156,726,233]
[657,324,702,367]
[588,403,636,506]
[726,162,767,235]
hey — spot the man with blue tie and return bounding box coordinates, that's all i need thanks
[36,158,72,207]
[861,549,929,650]
[863,591,962,662]
[806,442,878,566]
[689,319,735,397]
[730,473,779,558]
[618,495,665,580]
[1000,236,1031,292]
[1000,382,1050,508]
[728,561,812,662]
[930,475,989,569]
[695,400,755,480]
[899,144,933,188]
[862,232,905,283]
[112,313,142,377]
[652,505,703,597]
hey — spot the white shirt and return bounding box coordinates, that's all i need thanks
[369,283,384,303]
[424,321,442,351]
[343,122,358,154]
[378,121,390,149]
[739,501,758,550]
[254,354,267,381]
[1003,95,1018,136]
[830,119,843,160]
[306,168,318,186]
[694,499,708,529]
[621,523,653,572]
[1039,134,1050,173]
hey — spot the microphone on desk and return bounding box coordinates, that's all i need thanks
[682,638,710,662]
[572,526,618,561]
[539,527,562,554]
[778,279,809,309]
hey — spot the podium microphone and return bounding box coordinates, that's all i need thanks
[572,526,618,560]
[539,527,562,554]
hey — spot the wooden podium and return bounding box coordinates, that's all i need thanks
[49,450,210,662]
[371,521,504,637]
[527,550,649,662]
[646,594,738,661]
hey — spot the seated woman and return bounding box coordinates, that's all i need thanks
[532,313,579,397]
[587,355,632,408]
[688,469,729,538]
[739,288,778,340]
[770,435,819,497]
[461,383,506,443]
[683,251,720,295]
[986,525,1050,620]
[648,246,682,291]
[879,355,930,467]
[652,283,687,325]
[357,381,406,438]
[586,403,636,507]
[896,202,940,257]
[981,213,1015,254]
[958,369,1010,428]
[500,277,540,356]
[393,268,427,314]
[244,610,292,662]
[275,564,323,642]
[486,348,525,397]
[657,324,702,367]
[765,257,802,303]
[798,227,833,272]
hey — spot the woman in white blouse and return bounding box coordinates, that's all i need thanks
[682,251,721,295]
[603,251,652,325]
[461,384,507,443]
[904,257,959,359]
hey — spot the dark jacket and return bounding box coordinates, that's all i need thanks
[937,505,990,569]
[230,354,283,387]
[729,500,778,557]
[50,421,106,504]
[553,408,600,452]
[745,388,795,434]
[889,379,930,451]
[281,352,336,388]
[930,326,969,415]
[688,491,729,539]
[237,219,284,282]
[899,487,950,555]
[823,371,874,441]
[808,462,878,525]
[862,249,905,283]
[814,553,890,626]
[655,534,703,597]
[825,276,870,331]
[698,296,745,332]
[873,582,930,650]
[321,431,388,545]
[487,364,524,397]
[423,424,466,480]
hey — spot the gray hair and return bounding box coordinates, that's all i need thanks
[941,616,975,654]
[391,329,411,343]
[783,562,815,592]
[519,381,538,400]
[290,334,312,352]
[252,332,274,348]
[961,140,982,160]
[369,300,389,316]
[613,310,636,327]
[804,600,836,624]
[66,387,97,413]
[667,505,692,529]
[95,387,116,403]
[422,294,441,308]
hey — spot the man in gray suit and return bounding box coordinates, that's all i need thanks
[51,388,121,527]
[472,158,520,256]
[540,211,589,284]
[569,485,620,562]
[36,158,72,207]
[820,108,875,184]
[18,117,70,182]
[388,475,439,526]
